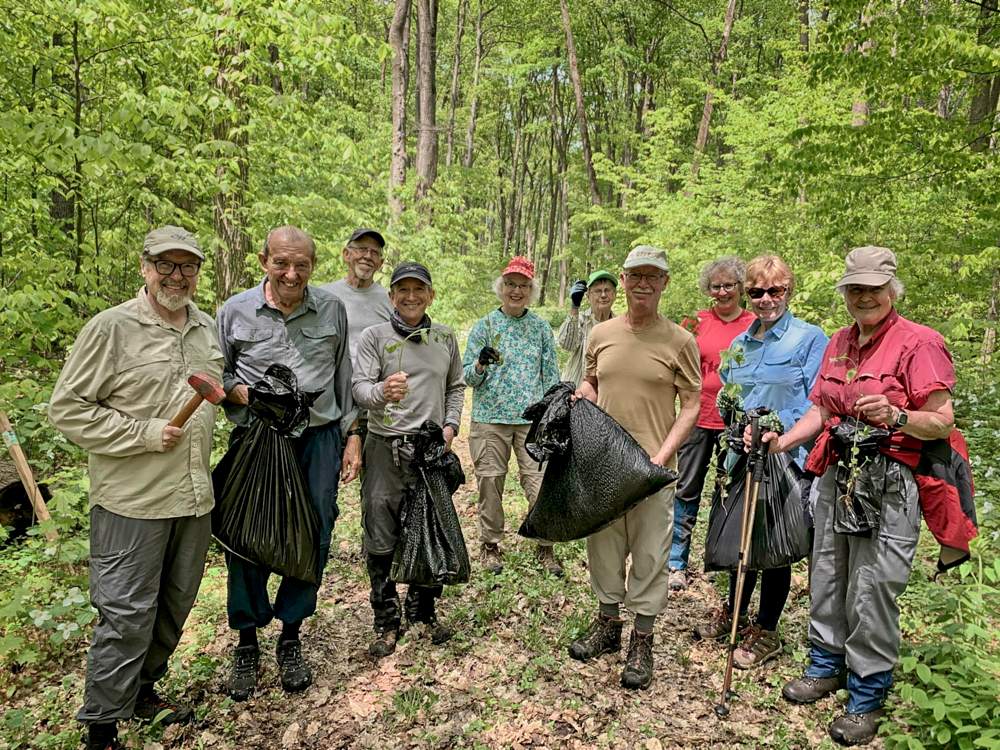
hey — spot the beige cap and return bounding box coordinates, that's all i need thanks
[836,246,896,288]
[623,245,669,272]
[143,225,205,260]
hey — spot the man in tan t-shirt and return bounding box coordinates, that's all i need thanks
[568,245,701,691]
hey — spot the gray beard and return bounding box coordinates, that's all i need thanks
[155,288,191,312]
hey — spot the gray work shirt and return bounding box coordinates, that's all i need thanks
[319,278,393,365]
[352,321,465,438]
[217,280,357,434]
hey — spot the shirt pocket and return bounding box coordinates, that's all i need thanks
[112,353,177,419]
[760,350,801,385]
[233,326,274,361]
[299,325,340,362]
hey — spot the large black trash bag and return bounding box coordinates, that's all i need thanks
[212,365,324,584]
[829,419,892,537]
[391,421,471,586]
[518,382,678,542]
[704,449,811,572]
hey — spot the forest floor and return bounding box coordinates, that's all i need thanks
[5,427,902,750]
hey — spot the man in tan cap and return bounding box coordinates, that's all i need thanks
[568,244,702,690]
[49,226,223,750]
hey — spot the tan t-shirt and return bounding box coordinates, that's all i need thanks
[585,315,702,464]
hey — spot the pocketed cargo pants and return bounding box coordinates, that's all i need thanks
[78,506,211,723]
[806,462,920,712]
[226,422,342,630]
[586,485,675,617]
[469,421,549,547]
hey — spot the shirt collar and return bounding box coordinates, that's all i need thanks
[135,288,204,330]
[747,309,791,340]
[849,307,899,350]
[257,278,317,316]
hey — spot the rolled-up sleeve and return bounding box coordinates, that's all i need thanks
[557,314,582,353]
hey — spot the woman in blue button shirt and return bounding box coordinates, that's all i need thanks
[696,254,828,671]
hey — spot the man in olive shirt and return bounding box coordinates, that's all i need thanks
[49,226,223,750]
[569,245,701,691]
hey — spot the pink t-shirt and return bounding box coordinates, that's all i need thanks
[690,307,756,429]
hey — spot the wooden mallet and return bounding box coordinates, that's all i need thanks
[0,411,58,542]
[169,372,226,428]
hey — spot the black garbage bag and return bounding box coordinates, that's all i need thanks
[829,419,893,537]
[704,450,811,572]
[391,421,471,586]
[518,382,678,542]
[212,365,324,584]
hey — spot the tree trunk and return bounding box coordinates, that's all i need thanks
[981,267,999,363]
[692,0,738,179]
[463,0,486,168]
[558,0,601,207]
[970,0,999,151]
[414,0,438,200]
[445,0,467,167]
[389,0,411,220]
[799,0,810,52]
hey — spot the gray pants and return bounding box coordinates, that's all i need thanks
[361,435,418,555]
[78,506,211,723]
[808,462,920,678]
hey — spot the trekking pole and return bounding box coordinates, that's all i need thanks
[715,408,769,718]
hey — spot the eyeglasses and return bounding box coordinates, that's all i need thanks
[746,285,787,300]
[624,271,665,285]
[347,245,383,258]
[503,280,532,291]
[845,283,888,295]
[151,259,201,277]
[709,282,738,293]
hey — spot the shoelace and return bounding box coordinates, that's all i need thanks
[279,642,305,668]
[233,651,257,677]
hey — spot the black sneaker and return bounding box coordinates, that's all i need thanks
[228,645,260,701]
[275,639,312,692]
[369,625,400,658]
[133,686,194,725]
[568,614,624,661]
[621,628,654,690]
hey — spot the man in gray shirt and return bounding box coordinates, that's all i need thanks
[321,227,393,364]
[216,225,361,701]
[352,261,464,658]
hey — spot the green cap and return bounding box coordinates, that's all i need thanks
[587,270,618,288]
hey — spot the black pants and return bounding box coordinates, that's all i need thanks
[727,565,792,631]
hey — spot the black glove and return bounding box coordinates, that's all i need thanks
[569,280,587,308]
[478,346,502,366]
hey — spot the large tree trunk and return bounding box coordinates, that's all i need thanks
[414,0,439,200]
[558,0,601,207]
[691,0,737,179]
[445,0,467,167]
[463,0,486,168]
[389,0,411,220]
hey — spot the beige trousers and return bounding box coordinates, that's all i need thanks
[469,421,549,548]
[586,485,675,617]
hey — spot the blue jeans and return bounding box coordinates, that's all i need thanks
[806,644,893,714]
[669,426,723,570]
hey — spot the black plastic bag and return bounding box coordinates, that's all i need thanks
[518,382,678,542]
[212,365,323,584]
[391,421,471,586]
[704,450,811,572]
[829,419,892,537]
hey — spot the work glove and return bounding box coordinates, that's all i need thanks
[569,280,587,308]
[478,346,502,366]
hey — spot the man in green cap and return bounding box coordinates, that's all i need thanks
[557,270,618,385]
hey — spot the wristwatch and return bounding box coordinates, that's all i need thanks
[893,408,909,428]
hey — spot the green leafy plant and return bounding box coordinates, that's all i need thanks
[381,327,451,426]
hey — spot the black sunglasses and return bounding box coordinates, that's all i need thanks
[746,285,787,300]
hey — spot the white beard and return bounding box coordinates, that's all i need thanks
[155,287,191,312]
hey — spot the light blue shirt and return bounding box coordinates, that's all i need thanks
[720,310,828,467]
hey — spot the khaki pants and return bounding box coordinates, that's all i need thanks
[586,485,675,617]
[469,421,548,548]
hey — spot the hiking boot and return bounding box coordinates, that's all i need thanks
[829,709,885,746]
[692,607,748,641]
[782,672,847,704]
[733,626,782,669]
[133,685,194,724]
[620,629,654,690]
[481,543,504,574]
[275,639,312,692]
[536,546,564,578]
[568,613,623,661]
[227,644,260,702]
[404,590,453,645]
[369,624,400,658]
[85,723,120,750]
[668,568,688,592]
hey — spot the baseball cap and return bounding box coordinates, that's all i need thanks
[390,261,432,286]
[835,246,897,288]
[348,227,385,248]
[502,256,535,279]
[623,245,669,272]
[143,225,205,260]
[587,270,618,288]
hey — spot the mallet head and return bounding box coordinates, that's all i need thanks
[187,372,226,405]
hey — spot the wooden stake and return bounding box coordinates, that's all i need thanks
[0,411,57,542]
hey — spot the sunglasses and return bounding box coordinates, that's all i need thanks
[746,285,787,300]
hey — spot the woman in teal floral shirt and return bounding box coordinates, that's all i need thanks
[463,256,561,576]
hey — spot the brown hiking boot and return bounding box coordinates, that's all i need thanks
[829,709,885,746]
[480,543,504,574]
[536,546,564,578]
[621,629,654,690]
[368,625,400,658]
[568,613,624,661]
[782,672,848,703]
[668,568,688,592]
[733,626,782,669]
[693,607,748,641]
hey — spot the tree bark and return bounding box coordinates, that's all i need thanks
[558,0,601,207]
[445,0,467,167]
[463,0,487,168]
[970,0,999,151]
[414,0,439,200]
[691,0,737,179]
[799,0,810,52]
[389,0,411,220]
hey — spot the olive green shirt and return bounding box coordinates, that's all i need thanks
[48,290,224,519]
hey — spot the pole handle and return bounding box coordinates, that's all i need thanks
[0,411,58,541]
[168,393,203,429]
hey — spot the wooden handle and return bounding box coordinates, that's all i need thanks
[168,393,204,428]
[0,411,57,541]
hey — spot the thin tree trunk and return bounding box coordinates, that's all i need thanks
[799,0,810,52]
[981,267,999,363]
[389,0,411,220]
[558,0,601,207]
[692,0,737,179]
[415,0,438,200]
[970,0,999,151]
[463,0,485,168]
[445,0,467,167]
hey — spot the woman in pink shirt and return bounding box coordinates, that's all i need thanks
[668,256,755,591]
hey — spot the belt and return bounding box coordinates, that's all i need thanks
[370,432,417,445]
